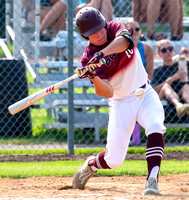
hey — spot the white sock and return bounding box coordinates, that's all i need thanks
[149,166,159,180]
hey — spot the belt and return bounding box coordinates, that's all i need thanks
[140,84,146,89]
[140,80,150,89]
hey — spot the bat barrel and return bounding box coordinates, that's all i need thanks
[8,99,29,115]
[8,88,49,115]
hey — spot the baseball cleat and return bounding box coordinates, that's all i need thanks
[144,177,160,195]
[72,156,96,189]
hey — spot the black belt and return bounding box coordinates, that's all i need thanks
[140,80,150,89]
[140,84,146,89]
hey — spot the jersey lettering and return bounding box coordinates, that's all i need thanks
[106,53,118,66]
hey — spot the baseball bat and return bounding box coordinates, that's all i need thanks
[8,73,78,115]
[8,58,106,115]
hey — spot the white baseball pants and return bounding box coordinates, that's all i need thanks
[105,84,166,169]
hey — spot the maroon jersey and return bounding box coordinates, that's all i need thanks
[81,20,148,99]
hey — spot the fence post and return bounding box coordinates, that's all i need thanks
[34,0,40,65]
[13,0,22,58]
[67,0,74,155]
[5,0,11,44]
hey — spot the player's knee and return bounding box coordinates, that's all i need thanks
[106,158,124,169]
[146,122,166,136]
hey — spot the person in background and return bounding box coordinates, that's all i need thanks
[125,20,154,80]
[132,0,183,41]
[75,0,113,22]
[126,20,154,145]
[22,0,67,59]
[151,39,189,118]
[23,0,67,41]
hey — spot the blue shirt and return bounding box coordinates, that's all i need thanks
[138,40,146,68]
[40,0,52,7]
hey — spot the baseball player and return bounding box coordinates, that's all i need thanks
[72,7,166,195]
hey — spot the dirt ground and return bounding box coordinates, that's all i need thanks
[0,174,188,200]
[0,152,188,200]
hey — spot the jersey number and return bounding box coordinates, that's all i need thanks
[125,49,133,58]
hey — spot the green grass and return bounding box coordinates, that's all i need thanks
[0,160,188,178]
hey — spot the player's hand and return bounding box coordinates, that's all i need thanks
[77,66,97,79]
[87,52,105,71]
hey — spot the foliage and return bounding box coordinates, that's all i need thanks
[139,127,189,144]
[0,43,13,58]
[183,0,189,16]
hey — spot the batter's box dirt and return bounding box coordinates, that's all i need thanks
[0,174,188,200]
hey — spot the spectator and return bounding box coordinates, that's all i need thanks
[75,0,92,14]
[75,0,113,22]
[126,20,154,145]
[151,39,189,118]
[125,20,154,80]
[132,0,183,40]
[23,0,67,41]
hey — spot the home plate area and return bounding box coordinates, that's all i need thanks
[0,174,188,200]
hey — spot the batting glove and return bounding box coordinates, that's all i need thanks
[77,66,97,79]
[87,52,105,71]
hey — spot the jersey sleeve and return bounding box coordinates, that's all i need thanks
[107,20,134,49]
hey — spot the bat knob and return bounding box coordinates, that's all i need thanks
[100,58,106,65]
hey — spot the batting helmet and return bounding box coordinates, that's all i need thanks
[75,7,107,38]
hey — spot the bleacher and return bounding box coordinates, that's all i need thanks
[30,64,109,143]
[12,1,188,137]
[26,16,189,134]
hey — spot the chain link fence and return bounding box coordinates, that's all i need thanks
[0,0,189,155]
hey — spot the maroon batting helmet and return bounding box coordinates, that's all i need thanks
[75,7,107,38]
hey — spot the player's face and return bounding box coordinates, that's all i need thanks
[88,28,107,46]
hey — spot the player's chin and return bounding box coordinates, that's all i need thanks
[97,39,107,46]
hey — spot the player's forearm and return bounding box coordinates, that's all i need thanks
[91,77,114,98]
[101,36,130,57]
